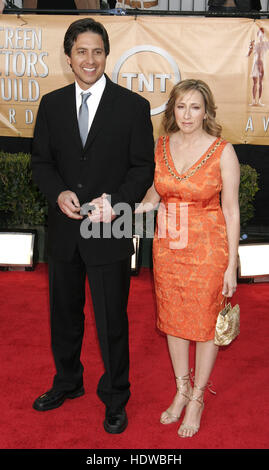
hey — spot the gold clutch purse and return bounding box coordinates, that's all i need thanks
[214,298,240,346]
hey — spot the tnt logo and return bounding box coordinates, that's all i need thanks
[112,45,181,115]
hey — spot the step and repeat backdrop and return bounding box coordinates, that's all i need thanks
[1,14,269,144]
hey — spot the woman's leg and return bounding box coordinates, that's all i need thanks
[167,334,190,376]
[178,339,218,437]
[252,77,258,104]
[258,68,264,104]
[194,339,218,388]
[160,335,192,424]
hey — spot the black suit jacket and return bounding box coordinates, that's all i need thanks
[31,76,155,265]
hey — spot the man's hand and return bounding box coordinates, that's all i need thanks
[88,193,116,223]
[57,190,83,220]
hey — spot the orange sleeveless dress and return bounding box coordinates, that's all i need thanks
[153,136,229,342]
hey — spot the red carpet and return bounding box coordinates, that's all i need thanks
[0,264,268,450]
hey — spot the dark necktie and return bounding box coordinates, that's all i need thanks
[78,92,91,147]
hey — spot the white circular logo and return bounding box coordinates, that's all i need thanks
[112,45,181,116]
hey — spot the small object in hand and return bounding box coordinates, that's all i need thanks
[80,203,96,216]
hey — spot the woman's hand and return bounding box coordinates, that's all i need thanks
[222,265,237,298]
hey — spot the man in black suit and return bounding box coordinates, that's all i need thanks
[31,18,154,434]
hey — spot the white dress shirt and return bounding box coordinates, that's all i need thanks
[75,74,106,134]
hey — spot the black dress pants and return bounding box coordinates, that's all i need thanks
[48,247,131,414]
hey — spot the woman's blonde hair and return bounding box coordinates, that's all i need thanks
[163,79,222,137]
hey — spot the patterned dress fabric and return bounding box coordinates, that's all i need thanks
[153,135,229,342]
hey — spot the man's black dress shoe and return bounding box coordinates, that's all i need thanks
[103,408,128,434]
[32,386,85,411]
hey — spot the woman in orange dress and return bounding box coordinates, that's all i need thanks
[136,79,240,437]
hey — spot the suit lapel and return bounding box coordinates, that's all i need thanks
[83,76,117,153]
[65,83,84,151]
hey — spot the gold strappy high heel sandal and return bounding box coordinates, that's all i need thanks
[178,381,216,438]
[160,372,192,425]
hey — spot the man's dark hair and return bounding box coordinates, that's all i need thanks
[64,18,110,57]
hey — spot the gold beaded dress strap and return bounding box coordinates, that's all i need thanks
[163,136,224,182]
